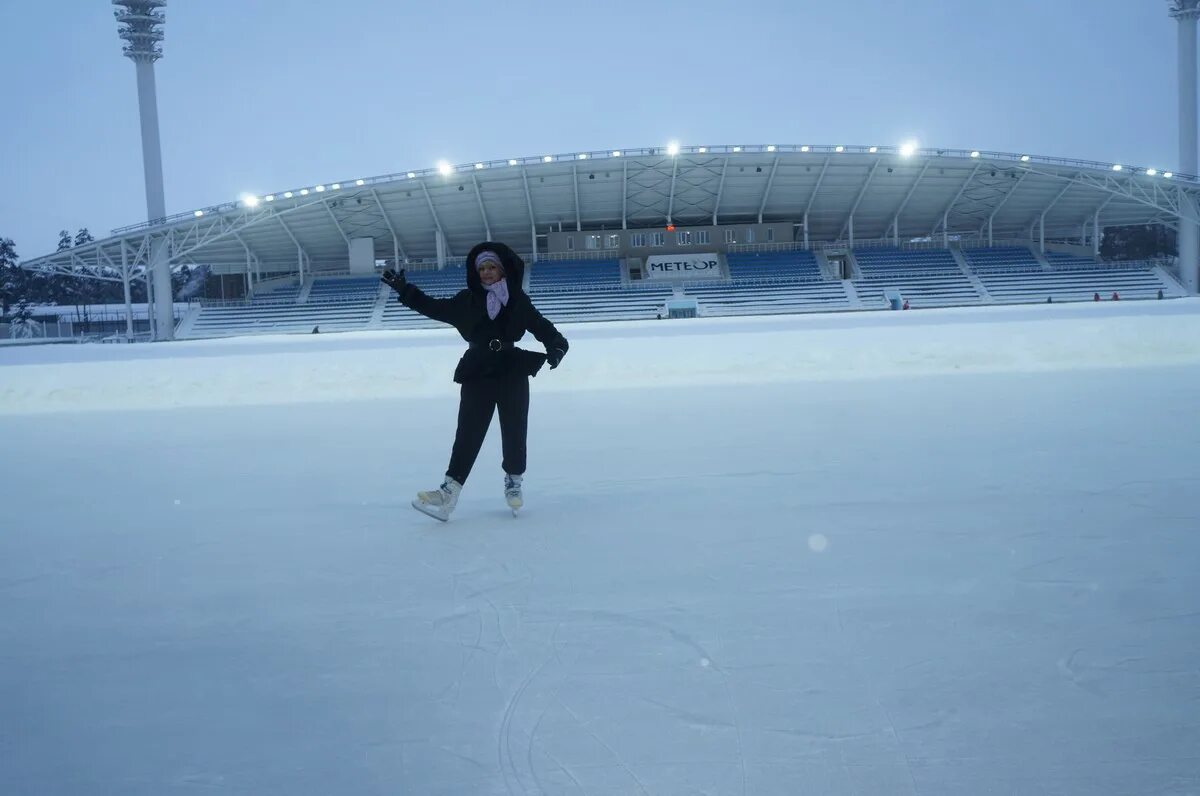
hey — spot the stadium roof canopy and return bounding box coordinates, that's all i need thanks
[23,143,1196,279]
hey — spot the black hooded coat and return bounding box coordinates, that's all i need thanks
[395,242,569,384]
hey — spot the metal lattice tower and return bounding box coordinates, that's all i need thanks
[1168,1,1200,293]
[114,0,175,338]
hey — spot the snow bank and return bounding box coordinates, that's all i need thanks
[2,299,1199,414]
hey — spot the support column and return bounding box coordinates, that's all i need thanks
[120,241,134,337]
[1172,1,1200,292]
[1093,211,1102,257]
[802,212,809,247]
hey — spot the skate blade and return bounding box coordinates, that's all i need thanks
[412,499,450,522]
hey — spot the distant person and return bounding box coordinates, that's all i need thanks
[1094,292,1101,302]
[381,242,569,521]
[1111,291,1120,301]
[1158,288,1165,300]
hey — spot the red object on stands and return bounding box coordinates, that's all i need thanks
[1112,291,1120,301]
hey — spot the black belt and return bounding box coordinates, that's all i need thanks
[469,339,514,352]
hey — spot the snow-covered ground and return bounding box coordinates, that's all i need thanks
[2,300,1199,795]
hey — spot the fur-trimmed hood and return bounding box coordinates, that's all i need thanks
[464,241,525,294]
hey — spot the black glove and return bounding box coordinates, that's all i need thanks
[381,268,407,293]
[547,347,566,369]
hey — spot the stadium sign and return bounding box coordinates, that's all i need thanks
[644,253,720,280]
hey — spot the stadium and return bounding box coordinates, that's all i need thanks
[19,142,1195,339]
[4,3,1200,795]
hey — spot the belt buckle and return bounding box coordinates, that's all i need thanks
[488,338,502,352]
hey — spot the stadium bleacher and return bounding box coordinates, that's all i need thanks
[177,244,1183,339]
[528,259,622,292]
[851,247,983,308]
[725,250,823,282]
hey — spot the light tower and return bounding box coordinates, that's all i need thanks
[1169,0,1200,294]
[114,0,175,339]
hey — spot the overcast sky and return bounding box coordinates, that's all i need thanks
[0,0,1182,259]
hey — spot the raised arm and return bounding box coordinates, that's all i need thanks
[382,269,460,326]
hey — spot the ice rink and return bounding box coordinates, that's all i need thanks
[2,300,1199,795]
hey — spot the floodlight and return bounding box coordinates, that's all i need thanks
[1112,164,1123,172]
[899,141,917,158]
[1020,155,1031,162]
[543,155,553,162]
[1165,172,1174,178]
[356,179,365,186]
[475,163,484,169]
[733,146,742,152]
[407,172,416,178]
[667,141,680,156]
[315,185,325,192]
[1147,168,1159,176]
[265,194,276,201]
[284,191,294,198]
[868,146,878,153]
[241,194,260,208]
[437,161,453,176]
[612,151,622,157]
[970,151,981,158]
[331,184,341,190]
[578,153,588,160]
[508,159,518,165]
[767,145,776,152]
[698,146,707,153]
[835,146,844,153]
[801,145,810,152]
[299,189,309,195]
[194,210,204,217]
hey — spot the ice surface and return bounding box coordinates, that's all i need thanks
[1,300,1198,794]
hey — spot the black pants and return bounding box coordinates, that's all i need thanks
[446,373,530,484]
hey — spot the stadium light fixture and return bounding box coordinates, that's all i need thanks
[508,159,518,166]
[284,191,294,198]
[1165,172,1174,178]
[868,146,878,153]
[1112,164,1123,172]
[356,179,365,186]
[407,172,416,179]
[194,210,204,217]
[299,189,309,196]
[1147,168,1159,176]
[475,163,484,169]
[543,155,553,162]
[970,151,981,158]
[241,194,260,208]
[698,146,707,153]
[667,141,680,156]
[265,194,276,202]
[801,145,810,152]
[899,141,917,158]
[437,161,453,176]
[578,153,588,160]
[835,146,844,153]
[612,150,622,157]
[1020,155,1031,162]
[315,185,326,192]
[767,145,776,152]
[733,146,742,152]
[331,183,341,190]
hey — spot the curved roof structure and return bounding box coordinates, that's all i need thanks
[23,143,1194,278]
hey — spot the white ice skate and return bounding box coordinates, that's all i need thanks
[504,474,523,516]
[412,477,462,522]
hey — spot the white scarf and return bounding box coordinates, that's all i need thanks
[484,278,509,320]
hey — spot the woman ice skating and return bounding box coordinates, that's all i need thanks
[381,241,569,521]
